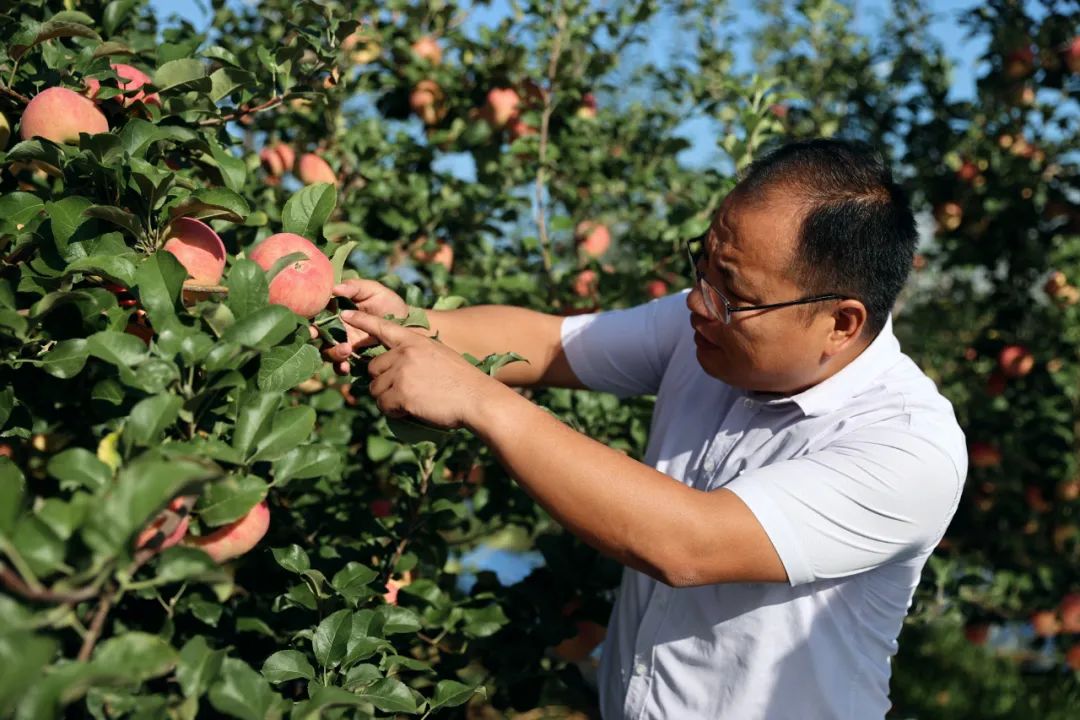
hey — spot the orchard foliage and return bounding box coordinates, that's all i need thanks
[0,1,1076,719]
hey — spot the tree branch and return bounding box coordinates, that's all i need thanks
[0,562,102,604]
[533,10,568,305]
[77,588,115,662]
[199,96,283,126]
[0,83,31,106]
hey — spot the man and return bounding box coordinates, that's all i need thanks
[318,138,967,719]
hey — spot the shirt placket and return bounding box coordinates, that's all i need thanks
[622,395,761,719]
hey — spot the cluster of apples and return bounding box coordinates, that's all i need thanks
[260,141,338,187]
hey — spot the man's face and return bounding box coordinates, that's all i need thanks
[685,190,840,395]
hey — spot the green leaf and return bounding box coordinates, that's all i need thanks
[462,604,509,638]
[209,67,255,103]
[387,417,454,445]
[342,663,381,691]
[225,259,269,319]
[124,394,183,448]
[0,458,26,536]
[231,391,280,456]
[11,516,65,576]
[196,474,267,526]
[134,251,186,320]
[176,636,226,699]
[257,343,321,392]
[271,544,310,574]
[39,339,89,379]
[261,650,315,684]
[282,183,337,240]
[312,609,352,668]
[207,658,279,720]
[86,330,148,367]
[330,241,358,285]
[221,305,297,349]
[153,546,224,584]
[46,448,111,492]
[376,605,422,635]
[64,255,138,288]
[264,251,310,284]
[248,406,316,463]
[91,632,178,683]
[170,188,250,224]
[432,295,468,310]
[0,632,57,712]
[430,680,483,710]
[154,59,208,91]
[10,20,100,60]
[206,141,247,192]
[272,445,340,485]
[352,678,418,714]
[83,205,145,241]
[46,196,94,250]
[331,562,378,606]
[0,192,45,230]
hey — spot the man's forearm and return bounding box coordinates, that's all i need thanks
[419,305,582,388]
[465,382,695,583]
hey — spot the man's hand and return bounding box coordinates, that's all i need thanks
[309,279,410,375]
[344,311,504,431]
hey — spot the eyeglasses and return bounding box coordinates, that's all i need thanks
[685,236,850,324]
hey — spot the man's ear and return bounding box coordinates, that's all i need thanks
[824,300,868,357]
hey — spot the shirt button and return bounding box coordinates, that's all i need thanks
[634,663,647,676]
[743,398,755,408]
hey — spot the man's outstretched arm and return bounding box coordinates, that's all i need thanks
[347,309,788,587]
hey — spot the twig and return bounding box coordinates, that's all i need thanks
[377,455,436,587]
[199,96,283,126]
[0,84,30,105]
[533,11,567,278]
[77,588,115,662]
[0,562,104,604]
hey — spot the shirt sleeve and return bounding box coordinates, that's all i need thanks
[559,290,690,398]
[723,425,965,586]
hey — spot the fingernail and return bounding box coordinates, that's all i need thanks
[333,283,349,293]
[341,310,355,321]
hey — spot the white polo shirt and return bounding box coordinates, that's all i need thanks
[559,290,967,720]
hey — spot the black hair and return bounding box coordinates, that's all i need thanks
[735,138,917,339]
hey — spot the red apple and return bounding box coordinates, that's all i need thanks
[1025,485,1051,513]
[969,442,1002,469]
[343,29,381,65]
[985,370,1007,397]
[162,217,227,284]
[575,221,611,258]
[187,501,270,564]
[1004,46,1035,79]
[411,36,442,65]
[576,92,598,120]
[1059,594,1080,633]
[934,202,962,232]
[296,153,337,186]
[409,79,447,126]
[85,63,160,107]
[260,142,295,177]
[20,87,109,144]
[1064,36,1080,74]
[411,237,453,271]
[572,269,598,298]
[1032,610,1060,637]
[248,233,335,318]
[371,499,392,518]
[998,345,1034,378]
[1067,644,1080,671]
[964,623,990,646]
[646,280,668,299]
[383,570,413,605]
[485,87,521,128]
[768,103,788,119]
[957,160,980,183]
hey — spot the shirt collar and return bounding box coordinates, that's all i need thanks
[746,314,902,417]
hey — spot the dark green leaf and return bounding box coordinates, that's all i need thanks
[272,445,340,485]
[225,259,269,319]
[312,609,352,668]
[154,59,207,91]
[261,650,315,684]
[282,183,337,240]
[0,458,26,536]
[221,305,297,349]
[331,562,378,606]
[257,343,321,392]
[352,678,418,714]
[176,636,226,699]
[124,394,183,448]
[430,680,483,710]
[91,632,177,683]
[39,339,89,379]
[134,251,186,321]
[271,544,310,574]
[46,448,111,492]
[377,605,422,635]
[196,474,267,527]
[248,406,315,463]
[207,658,279,720]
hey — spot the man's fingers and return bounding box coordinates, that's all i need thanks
[307,325,319,341]
[333,278,385,300]
[326,343,352,363]
[341,310,411,348]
